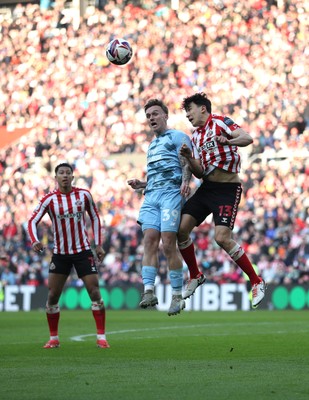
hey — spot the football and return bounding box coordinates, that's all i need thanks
[106,38,133,66]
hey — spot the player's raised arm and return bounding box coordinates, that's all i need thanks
[216,127,253,147]
[178,152,191,197]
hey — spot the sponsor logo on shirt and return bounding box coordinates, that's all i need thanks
[57,212,83,221]
[224,117,234,126]
[200,140,215,152]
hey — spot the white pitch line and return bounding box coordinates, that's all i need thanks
[71,324,206,341]
[70,322,308,342]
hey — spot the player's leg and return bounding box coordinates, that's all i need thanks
[76,250,109,348]
[82,273,110,348]
[44,271,68,349]
[177,213,198,276]
[212,182,265,308]
[160,190,185,315]
[214,225,265,307]
[137,194,161,308]
[139,228,160,308]
[177,187,208,298]
[161,230,185,316]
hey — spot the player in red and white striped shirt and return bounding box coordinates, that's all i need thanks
[28,163,109,349]
[177,92,266,308]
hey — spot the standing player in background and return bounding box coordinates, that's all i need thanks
[128,99,192,316]
[28,163,109,348]
[178,92,266,308]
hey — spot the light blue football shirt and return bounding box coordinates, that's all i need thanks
[145,129,192,193]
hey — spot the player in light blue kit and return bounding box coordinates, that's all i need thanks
[128,99,192,315]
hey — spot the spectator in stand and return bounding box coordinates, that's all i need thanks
[1,265,16,285]
[0,0,307,288]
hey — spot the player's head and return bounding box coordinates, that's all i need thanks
[55,163,74,192]
[182,93,212,127]
[55,163,73,175]
[144,99,169,135]
[144,99,169,116]
[182,92,212,113]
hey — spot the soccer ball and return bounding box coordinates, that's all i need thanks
[106,38,133,66]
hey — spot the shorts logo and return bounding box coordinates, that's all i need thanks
[91,267,97,272]
[49,262,56,270]
[221,217,228,224]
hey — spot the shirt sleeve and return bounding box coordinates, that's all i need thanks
[27,199,48,244]
[191,140,199,159]
[175,131,192,153]
[85,191,102,246]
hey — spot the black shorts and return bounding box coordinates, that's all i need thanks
[49,250,98,278]
[182,181,242,230]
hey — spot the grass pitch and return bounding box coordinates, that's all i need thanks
[1,309,308,400]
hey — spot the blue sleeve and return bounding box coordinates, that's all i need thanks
[174,131,192,152]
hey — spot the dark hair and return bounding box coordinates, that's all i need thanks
[144,99,169,116]
[182,92,212,113]
[55,163,73,174]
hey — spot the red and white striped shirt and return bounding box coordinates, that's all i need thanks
[28,187,102,255]
[192,113,242,175]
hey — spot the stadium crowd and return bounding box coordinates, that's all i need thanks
[0,0,308,289]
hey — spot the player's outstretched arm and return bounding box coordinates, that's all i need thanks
[127,179,147,190]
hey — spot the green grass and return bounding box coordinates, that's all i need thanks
[1,310,309,400]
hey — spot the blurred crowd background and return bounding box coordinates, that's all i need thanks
[0,0,308,289]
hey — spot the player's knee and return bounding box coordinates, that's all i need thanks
[143,235,159,252]
[177,223,192,243]
[161,232,178,255]
[177,230,186,243]
[88,286,100,301]
[214,233,229,249]
[48,292,60,306]
[161,241,173,258]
